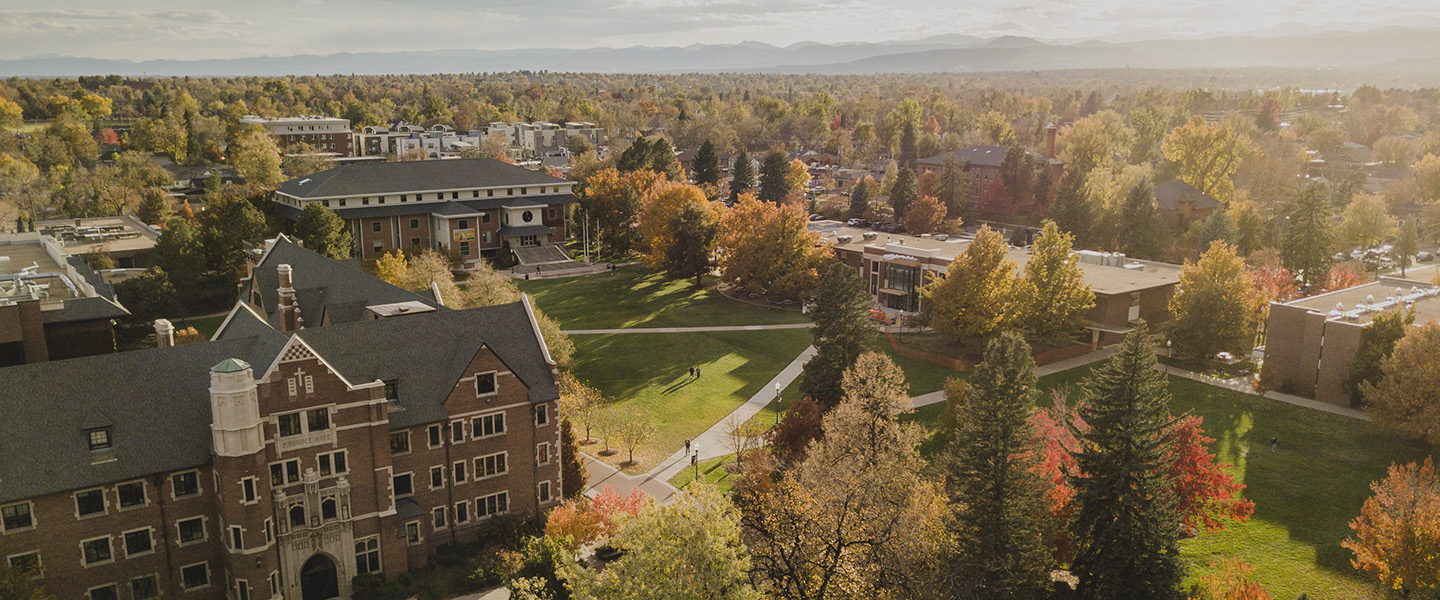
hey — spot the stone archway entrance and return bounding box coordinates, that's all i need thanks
[299,554,339,600]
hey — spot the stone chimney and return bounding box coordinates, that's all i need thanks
[277,264,302,332]
[1045,123,1058,159]
[154,319,175,348]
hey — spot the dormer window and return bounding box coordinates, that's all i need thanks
[384,380,399,401]
[87,428,111,451]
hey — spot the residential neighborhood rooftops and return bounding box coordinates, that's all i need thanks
[1153,180,1220,211]
[274,157,572,200]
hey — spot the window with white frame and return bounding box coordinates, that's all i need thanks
[122,528,153,557]
[171,471,200,498]
[87,584,117,600]
[452,461,467,484]
[393,473,414,497]
[116,481,146,509]
[390,431,410,455]
[355,537,381,574]
[270,459,302,486]
[404,522,421,545]
[454,501,469,524]
[180,562,209,590]
[177,517,206,545]
[536,443,551,466]
[477,452,507,479]
[80,536,112,566]
[7,551,40,578]
[430,466,445,489]
[1,502,34,532]
[431,507,447,530]
[236,579,251,600]
[131,575,158,600]
[474,372,497,396]
[450,420,465,443]
[74,489,106,517]
[229,526,244,550]
[472,413,505,438]
[318,450,348,477]
[538,481,552,503]
[535,404,549,427]
[476,492,509,518]
[241,478,257,504]
[427,425,443,448]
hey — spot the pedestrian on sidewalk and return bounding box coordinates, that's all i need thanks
[1270,437,1278,452]
[685,439,691,454]
[688,366,695,379]
[696,366,702,378]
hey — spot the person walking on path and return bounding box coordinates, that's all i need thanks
[696,366,702,378]
[1270,437,1278,452]
[685,439,691,454]
[688,366,695,379]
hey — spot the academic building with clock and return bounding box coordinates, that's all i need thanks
[0,237,565,600]
[270,158,576,266]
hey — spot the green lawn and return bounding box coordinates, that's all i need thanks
[572,329,813,473]
[669,453,743,493]
[910,362,1437,600]
[517,266,810,330]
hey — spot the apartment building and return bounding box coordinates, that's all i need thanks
[0,237,563,600]
[239,116,354,157]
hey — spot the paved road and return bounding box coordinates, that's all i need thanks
[563,323,813,335]
[581,452,682,504]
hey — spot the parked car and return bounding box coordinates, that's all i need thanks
[808,214,825,221]
[1419,251,1435,262]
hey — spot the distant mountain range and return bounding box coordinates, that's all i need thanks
[5,27,1440,77]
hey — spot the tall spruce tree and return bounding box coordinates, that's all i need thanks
[1282,184,1335,291]
[800,263,877,408]
[946,331,1053,600]
[1196,208,1238,253]
[1118,181,1159,259]
[899,120,919,172]
[848,178,873,220]
[692,139,721,186]
[891,167,918,221]
[1049,168,1091,246]
[648,137,684,181]
[757,149,792,203]
[729,150,754,204]
[664,199,718,288]
[937,157,974,218]
[616,136,653,173]
[295,203,354,260]
[999,145,1034,208]
[1069,324,1184,600]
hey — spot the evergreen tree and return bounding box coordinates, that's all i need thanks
[559,418,587,501]
[1344,308,1415,404]
[1049,169,1091,246]
[848,177,872,220]
[1282,184,1335,291]
[800,263,878,409]
[1118,181,1159,259]
[937,158,974,218]
[664,199,719,288]
[899,120,919,171]
[999,145,1034,208]
[692,139,721,186]
[729,150,754,204]
[1069,324,1184,600]
[1017,222,1094,344]
[945,331,1053,600]
[136,189,174,225]
[1196,208,1237,253]
[1033,165,1054,209]
[890,167,918,221]
[648,137,684,181]
[1397,218,1419,277]
[757,149,792,203]
[294,203,353,260]
[617,136,653,173]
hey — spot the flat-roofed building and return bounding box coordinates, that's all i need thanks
[36,215,160,269]
[0,232,130,366]
[271,158,576,266]
[809,221,1182,346]
[240,115,354,157]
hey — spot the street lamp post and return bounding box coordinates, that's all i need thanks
[1166,340,1172,375]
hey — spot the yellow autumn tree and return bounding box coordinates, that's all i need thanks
[1161,115,1257,202]
[921,225,1020,341]
[637,181,713,269]
[716,194,833,297]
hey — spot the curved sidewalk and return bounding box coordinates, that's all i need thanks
[562,323,813,335]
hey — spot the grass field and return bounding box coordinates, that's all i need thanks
[516,266,810,329]
[908,361,1437,600]
[669,453,742,493]
[571,328,813,473]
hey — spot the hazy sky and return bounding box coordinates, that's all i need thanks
[3,0,1440,61]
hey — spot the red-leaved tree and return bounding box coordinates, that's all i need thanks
[1029,389,1086,563]
[768,397,823,465]
[543,485,649,549]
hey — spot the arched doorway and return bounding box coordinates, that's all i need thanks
[300,554,339,600]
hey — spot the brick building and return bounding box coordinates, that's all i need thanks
[239,116,354,157]
[0,238,563,600]
[1,232,130,367]
[810,222,1182,346]
[915,126,1063,217]
[271,159,576,267]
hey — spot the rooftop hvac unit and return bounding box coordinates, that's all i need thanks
[862,232,878,241]
[1123,263,1144,271]
[933,234,948,241]
[836,235,853,244]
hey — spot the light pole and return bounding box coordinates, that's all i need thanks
[1166,340,1172,375]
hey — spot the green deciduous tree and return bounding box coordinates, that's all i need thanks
[230,130,283,187]
[1345,308,1415,407]
[1168,242,1253,359]
[1069,324,1184,600]
[944,331,1053,600]
[800,263,878,409]
[1282,184,1335,291]
[294,203,353,260]
[114,266,182,323]
[922,225,1018,341]
[1362,321,1440,443]
[692,139,722,186]
[1160,115,1256,201]
[899,120,919,172]
[1397,218,1419,277]
[565,483,760,600]
[1017,222,1094,344]
[1339,194,1396,251]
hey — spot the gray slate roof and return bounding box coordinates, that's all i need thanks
[1153,180,1220,211]
[42,296,130,324]
[275,158,572,200]
[918,146,1014,168]
[242,237,441,329]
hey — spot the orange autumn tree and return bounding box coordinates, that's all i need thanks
[903,194,947,235]
[544,485,650,550]
[636,180,718,270]
[716,194,832,297]
[1344,458,1440,598]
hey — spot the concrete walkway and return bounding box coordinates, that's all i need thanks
[911,344,1121,409]
[581,452,682,504]
[1155,363,1371,420]
[563,323,813,335]
[646,345,817,483]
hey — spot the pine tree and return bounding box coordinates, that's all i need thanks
[757,149,792,203]
[999,145,1034,208]
[890,167,918,221]
[664,199,718,288]
[1117,182,1158,259]
[899,120,919,172]
[648,137,684,181]
[1049,168,1091,246]
[295,203,354,260]
[1282,184,1335,291]
[1197,208,1237,253]
[1069,324,1184,600]
[848,177,873,220]
[559,418,587,501]
[617,136,652,173]
[800,263,878,409]
[1017,222,1094,344]
[937,158,974,218]
[1397,218,1419,277]
[729,149,754,204]
[692,139,721,186]
[945,331,1053,600]
[136,189,174,225]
